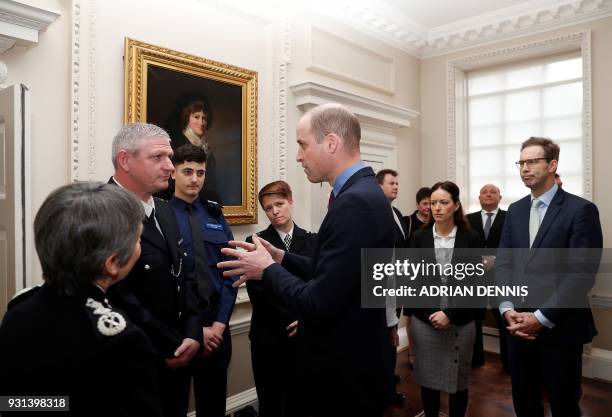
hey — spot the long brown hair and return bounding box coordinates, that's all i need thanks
[424,181,469,230]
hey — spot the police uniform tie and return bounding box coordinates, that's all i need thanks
[186,204,213,303]
[283,233,292,252]
[484,212,493,240]
[146,207,163,236]
[529,198,542,248]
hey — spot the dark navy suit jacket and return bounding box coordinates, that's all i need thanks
[260,166,396,411]
[496,187,602,345]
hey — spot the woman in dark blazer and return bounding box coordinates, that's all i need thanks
[408,181,483,417]
[246,181,316,417]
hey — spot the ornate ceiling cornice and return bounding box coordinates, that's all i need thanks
[324,0,612,58]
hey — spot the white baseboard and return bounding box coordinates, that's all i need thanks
[583,347,612,382]
[482,326,612,382]
[187,387,258,417]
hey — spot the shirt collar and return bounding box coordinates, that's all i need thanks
[481,207,499,216]
[112,176,155,217]
[274,223,294,241]
[433,224,458,239]
[170,195,197,212]
[531,183,559,208]
[332,161,367,197]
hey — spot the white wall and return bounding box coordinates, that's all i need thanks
[2,0,423,405]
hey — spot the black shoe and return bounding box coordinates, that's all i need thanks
[390,392,405,405]
[394,374,402,384]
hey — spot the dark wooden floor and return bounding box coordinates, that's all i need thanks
[385,351,612,417]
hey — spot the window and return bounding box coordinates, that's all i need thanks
[466,52,583,212]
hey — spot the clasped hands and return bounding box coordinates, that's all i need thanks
[218,234,284,287]
[503,310,543,340]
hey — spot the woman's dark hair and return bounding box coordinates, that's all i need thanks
[424,181,469,230]
[34,182,144,295]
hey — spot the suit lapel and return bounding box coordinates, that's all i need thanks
[141,220,168,251]
[290,224,307,253]
[531,189,564,249]
[263,224,284,251]
[154,200,180,267]
[393,207,408,239]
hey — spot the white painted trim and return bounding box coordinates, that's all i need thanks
[484,325,612,382]
[0,0,59,50]
[290,81,419,129]
[187,387,258,417]
[591,293,612,308]
[306,24,396,95]
[446,30,592,200]
[229,315,251,336]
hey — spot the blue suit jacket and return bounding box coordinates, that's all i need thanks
[496,187,602,345]
[261,166,396,410]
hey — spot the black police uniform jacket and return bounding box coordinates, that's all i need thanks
[0,283,162,417]
[107,178,206,358]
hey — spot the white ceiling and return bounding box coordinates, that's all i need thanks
[382,0,525,29]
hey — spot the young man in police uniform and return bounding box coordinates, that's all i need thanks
[169,144,237,417]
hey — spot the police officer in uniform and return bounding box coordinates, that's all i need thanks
[0,183,162,417]
[108,123,209,417]
[169,144,237,417]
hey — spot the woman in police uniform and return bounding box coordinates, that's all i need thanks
[0,183,162,417]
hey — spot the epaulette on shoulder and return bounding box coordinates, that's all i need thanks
[7,286,41,309]
[204,199,224,215]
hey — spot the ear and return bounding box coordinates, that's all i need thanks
[325,133,340,153]
[548,159,558,173]
[103,254,121,279]
[116,150,132,173]
[454,202,461,212]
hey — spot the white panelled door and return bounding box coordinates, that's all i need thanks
[0,84,31,318]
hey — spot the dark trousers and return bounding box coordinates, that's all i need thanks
[508,336,583,417]
[493,309,510,372]
[472,318,485,367]
[251,342,305,417]
[159,366,191,417]
[191,328,232,417]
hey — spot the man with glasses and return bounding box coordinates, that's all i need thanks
[496,137,602,417]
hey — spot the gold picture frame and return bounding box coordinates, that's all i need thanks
[124,38,258,225]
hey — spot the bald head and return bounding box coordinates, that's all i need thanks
[306,103,361,152]
[478,184,502,211]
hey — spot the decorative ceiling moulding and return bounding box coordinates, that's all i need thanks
[322,0,611,59]
[290,81,419,129]
[0,0,59,54]
[307,25,396,95]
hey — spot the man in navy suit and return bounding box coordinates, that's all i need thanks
[467,184,507,369]
[219,103,396,417]
[496,137,602,417]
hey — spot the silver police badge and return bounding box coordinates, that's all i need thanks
[85,298,126,336]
